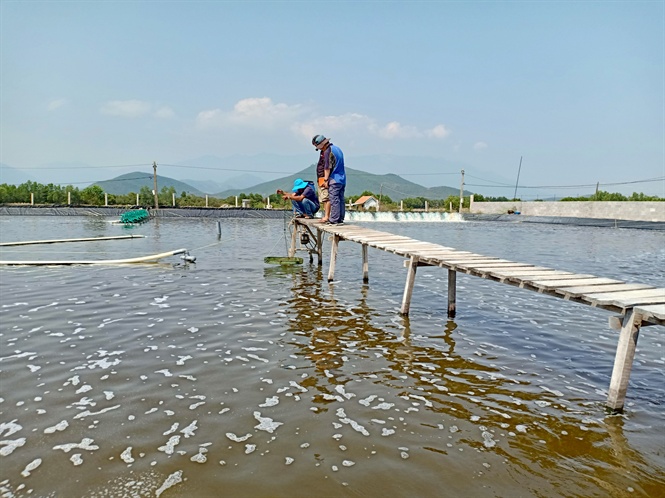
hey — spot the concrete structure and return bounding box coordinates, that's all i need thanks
[469,198,664,222]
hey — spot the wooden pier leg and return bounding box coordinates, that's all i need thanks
[316,229,323,266]
[362,244,369,284]
[327,234,339,282]
[400,255,419,315]
[606,308,642,413]
[288,223,298,258]
[447,269,457,318]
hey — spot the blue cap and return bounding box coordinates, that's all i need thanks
[292,178,308,191]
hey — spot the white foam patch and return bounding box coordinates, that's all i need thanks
[0,351,37,362]
[0,420,22,438]
[73,405,120,420]
[158,436,180,455]
[359,395,378,406]
[226,433,252,442]
[340,418,370,436]
[164,423,179,435]
[191,448,207,463]
[0,438,26,456]
[120,447,134,463]
[335,385,355,400]
[372,402,394,410]
[155,470,183,497]
[181,421,198,438]
[259,396,279,407]
[176,355,192,365]
[70,453,83,466]
[44,420,69,434]
[53,438,99,453]
[253,412,283,433]
[21,458,42,477]
[247,353,269,363]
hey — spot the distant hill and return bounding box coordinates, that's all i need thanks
[0,164,36,185]
[94,172,204,196]
[214,165,471,201]
[181,173,264,193]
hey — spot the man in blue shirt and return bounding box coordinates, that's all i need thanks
[312,134,346,224]
[277,178,319,218]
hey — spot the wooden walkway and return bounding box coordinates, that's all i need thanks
[292,219,664,412]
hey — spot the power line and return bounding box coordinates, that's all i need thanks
[466,176,664,190]
[14,163,151,170]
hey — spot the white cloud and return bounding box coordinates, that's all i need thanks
[101,100,152,118]
[473,141,488,150]
[154,106,175,119]
[196,97,305,129]
[427,124,451,139]
[195,97,452,147]
[373,121,421,139]
[48,99,67,111]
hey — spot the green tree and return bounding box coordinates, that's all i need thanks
[80,185,105,205]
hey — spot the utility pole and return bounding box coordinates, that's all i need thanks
[595,182,600,199]
[513,156,522,201]
[152,161,159,210]
[459,169,465,213]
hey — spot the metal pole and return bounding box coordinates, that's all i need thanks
[459,169,464,213]
[513,156,522,201]
[153,162,159,210]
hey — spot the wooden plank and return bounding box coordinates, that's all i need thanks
[606,308,640,412]
[521,273,594,281]
[529,277,621,289]
[582,288,665,307]
[635,304,665,322]
[556,283,654,298]
[492,266,557,280]
[463,262,535,268]
[400,255,419,315]
[583,288,665,301]
[448,269,456,318]
[437,258,505,265]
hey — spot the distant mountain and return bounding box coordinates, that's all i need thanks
[214,165,471,201]
[0,164,36,185]
[181,179,227,194]
[94,172,204,196]
[182,173,264,193]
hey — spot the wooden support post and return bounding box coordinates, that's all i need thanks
[362,244,369,284]
[447,269,457,318]
[104,193,108,206]
[400,255,419,315]
[316,229,323,266]
[328,234,339,282]
[606,308,642,413]
[288,223,298,258]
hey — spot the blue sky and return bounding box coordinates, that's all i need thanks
[1,1,663,198]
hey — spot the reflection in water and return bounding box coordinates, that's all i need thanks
[265,262,665,496]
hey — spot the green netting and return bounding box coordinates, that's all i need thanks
[120,209,150,224]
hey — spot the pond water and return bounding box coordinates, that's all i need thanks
[0,215,664,497]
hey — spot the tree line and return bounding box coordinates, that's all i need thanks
[0,181,660,210]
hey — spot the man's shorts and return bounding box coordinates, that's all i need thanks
[317,178,329,203]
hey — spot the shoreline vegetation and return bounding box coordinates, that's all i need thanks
[0,181,662,212]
